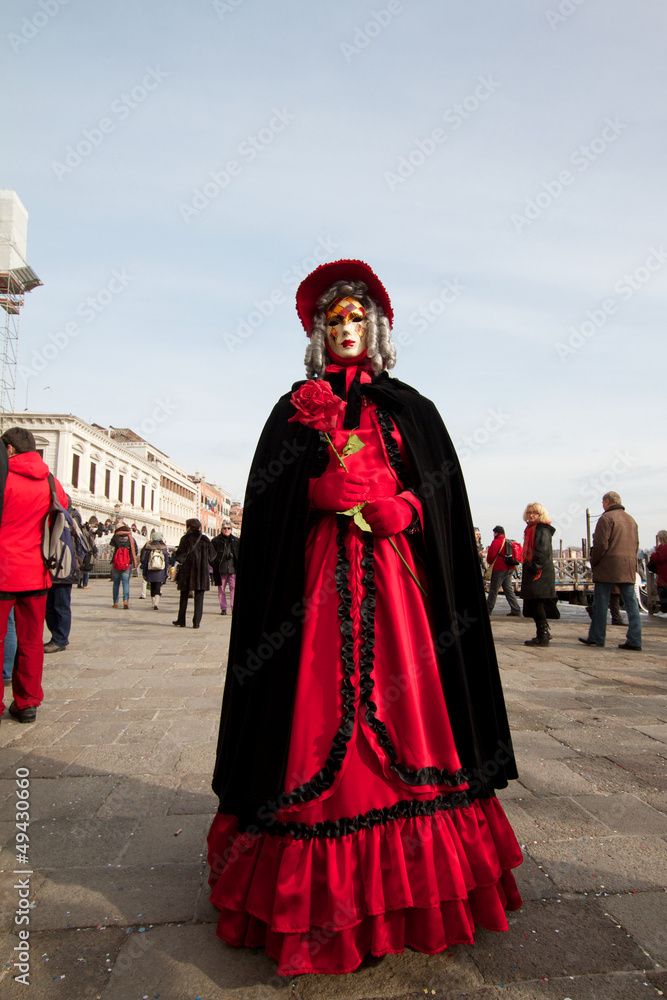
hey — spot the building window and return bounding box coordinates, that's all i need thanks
[72,454,80,488]
[118,475,124,502]
[90,462,96,494]
[130,480,135,506]
[141,484,146,509]
[151,489,155,511]
[36,449,44,459]
[105,469,111,499]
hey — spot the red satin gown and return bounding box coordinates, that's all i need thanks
[208,394,522,975]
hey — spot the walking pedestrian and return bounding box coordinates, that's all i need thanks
[211,522,239,615]
[486,525,522,616]
[109,520,138,609]
[140,529,169,609]
[579,492,642,650]
[520,502,560,646]
[172,519,215,628]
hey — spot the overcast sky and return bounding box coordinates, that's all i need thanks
[2,0,665,547]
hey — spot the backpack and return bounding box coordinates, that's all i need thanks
[503,539,521,567]
[113,543,131,571]
[147,547,165,572]
[42,475,88,582]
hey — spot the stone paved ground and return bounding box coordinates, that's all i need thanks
[1,580,666,1000]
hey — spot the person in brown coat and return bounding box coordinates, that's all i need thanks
[579,491,642,651]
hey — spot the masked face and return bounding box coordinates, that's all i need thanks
[325,297,367,359]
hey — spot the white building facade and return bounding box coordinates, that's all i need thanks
[3,413,198,544]
[108,428,199,546]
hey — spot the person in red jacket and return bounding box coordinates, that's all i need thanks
[486,525,522,616]
[0,427,67,724]
[648,530,667,617]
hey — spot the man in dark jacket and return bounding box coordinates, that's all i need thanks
[211,522,240,615]
[0,427,68,723]
[580,491,642,651]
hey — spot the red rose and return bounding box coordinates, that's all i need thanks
[288,380,345,433]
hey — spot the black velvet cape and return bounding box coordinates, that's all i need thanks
[212,372,518,832]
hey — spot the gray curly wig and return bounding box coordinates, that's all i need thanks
[304,280,397,379]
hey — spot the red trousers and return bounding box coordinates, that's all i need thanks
[0,595,47,712]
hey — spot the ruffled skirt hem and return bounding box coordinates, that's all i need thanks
[207,796,522,976]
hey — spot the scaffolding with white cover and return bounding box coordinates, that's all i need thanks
[0,190,42,430]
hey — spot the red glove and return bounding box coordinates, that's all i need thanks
[310,469,369,511]
[363,497,413,537]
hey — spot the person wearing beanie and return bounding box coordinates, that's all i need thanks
[140,528,169,610]
[207,260,522,976]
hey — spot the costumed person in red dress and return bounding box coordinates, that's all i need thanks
[207,260,523,976]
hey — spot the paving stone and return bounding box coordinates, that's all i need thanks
[636,790,667,816]
[515,759,593,797]
[526,835,667,893]
[601,890,667,965]
[499,801,541,846]
[511,850,561,901]
[168,773,219,815]
[495,782,533,803]
[607,754,667,791]
[184,697,223,711]
[509,731,574,760]
[0,925,125,997]
[114,720,174,744]
[29,863,205,929]
[470,897,648,983]
[517,795,611,842]
[566,755,653,795]
[512,690,594,711]
[2,721,77,747]
[507,707,571,731]
[166,716,219,743]
[62,744,181,776]
[176,744,218,774]
[51,721,131,746]
[100,922,290,999]
[28,817,139,868]
[121,814,210,866]
[95,775,178,819]
[572,792,667,835]
[20,775,118,821]
[0,746,82,779]
[549,724,659,756]
[54,706,159,722]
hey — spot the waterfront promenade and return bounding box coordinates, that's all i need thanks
[1,580,666,1000]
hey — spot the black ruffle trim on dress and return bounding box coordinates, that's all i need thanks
[271,515,357,810]
[250,789,475,840]
[359,530,468,788]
